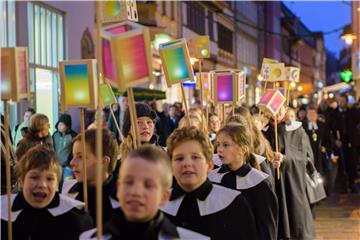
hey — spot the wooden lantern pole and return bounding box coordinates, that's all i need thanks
[106,82,124,142]
[95,2,103,238]
[79,108,89,213]
[127,87,141,148]
[3,100,12,240]
[274,115,280,180]
[180,83,191,126]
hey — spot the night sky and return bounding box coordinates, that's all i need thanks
[284,1,351,58]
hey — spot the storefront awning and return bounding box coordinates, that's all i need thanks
[113,87,166,101]
[322,82,351,92]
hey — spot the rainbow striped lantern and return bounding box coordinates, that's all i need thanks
[101,21,153,92]
[99,0,138,24]
[159,39,194,87]
[59,59,98,110]
[257,89,286,115]
[1,47,30,101]
[210,70,246,105]
[286,67,300,83]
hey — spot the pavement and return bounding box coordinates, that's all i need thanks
[315,193,360,240]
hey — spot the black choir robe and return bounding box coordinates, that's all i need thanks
[161,179,258,240]
[80,208,209,240]
[264,121,315,240]
[61,174,119,223]
[209,163,278,240]
[214,153,275,189]
[1,192,93,240]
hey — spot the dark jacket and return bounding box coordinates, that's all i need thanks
[61,174,119,224]
[80,208,208,240]
[161,179,258,240]
[53,115,77,167]
[209,163,278,240]
[1,192,93,240]
[15,131,53,160]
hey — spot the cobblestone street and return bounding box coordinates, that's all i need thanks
[315,194,360,240]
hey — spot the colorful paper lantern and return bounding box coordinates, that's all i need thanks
[100,83,116,107]
[99,0,138,24]
[59,59,98,110]
[101,21,153,91]
[257,89,286,115]
[1,47,30,101]
[159,39,194,87]
[261,63,286,82]
[211,70,246,105]
[196,72,212,102]
[187,35,210,59]
[286,67,300,82]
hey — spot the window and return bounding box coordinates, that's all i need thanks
[170,1,174,20]
[28,2,64,132]
[162,1,166,16]
[1,0,17,126]
[0,0,16,47]
[207,12,215,41]
[217,23,233,53]
[186,2,205,35]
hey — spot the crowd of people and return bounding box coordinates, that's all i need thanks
[1,92,359,240]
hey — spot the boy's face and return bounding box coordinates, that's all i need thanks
[20,168,58,209]
[70,141,99,185]
[57,122,68,133]
[137,116,155,143]
[117,157,169,222]
[172,140,213,192]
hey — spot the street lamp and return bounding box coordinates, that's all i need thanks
[341,24,357,45]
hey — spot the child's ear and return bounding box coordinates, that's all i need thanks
[160,189,171,206]
[102,156,111,168]
[207,160,214,173]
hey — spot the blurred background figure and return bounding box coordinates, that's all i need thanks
[12,107,35,149]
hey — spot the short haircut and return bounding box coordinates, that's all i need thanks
[25,107,36,115]
[72,129,119,174]
[306,104,318,112]
[123,145,172,190]
[15,145,62,182]
[166,126,213,163]
[29,113,49,133]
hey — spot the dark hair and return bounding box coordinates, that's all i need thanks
[122,103,158,138]
[25,107,36,115]
[15,145,62,181]
[125,145,172,189]
[72,129,119,174]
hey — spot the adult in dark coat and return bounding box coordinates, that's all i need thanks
[303,105,330,176]
[328,94,360,192]
[265,109,315,240]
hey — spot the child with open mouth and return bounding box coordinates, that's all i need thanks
[1,145,93,240]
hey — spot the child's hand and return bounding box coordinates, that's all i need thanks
[272,152,283,168]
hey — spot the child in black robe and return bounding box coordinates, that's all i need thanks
[162,126,258,240]
[80,145,208,240]
[209,124,278,240]
[1,145,93,240]
[62,129,119,223]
